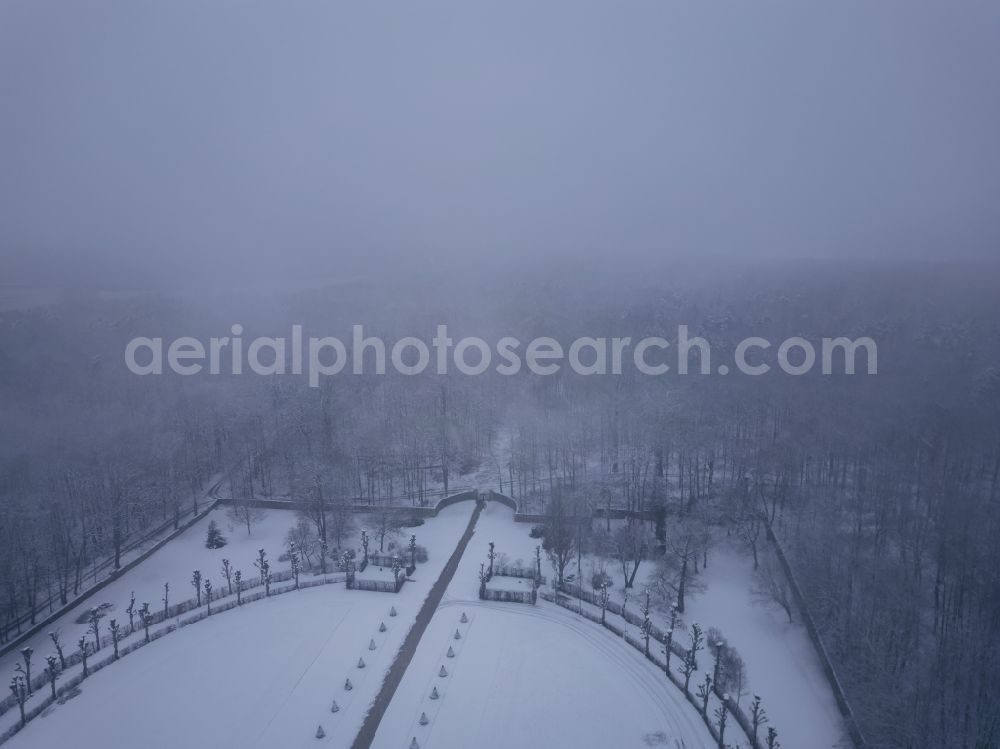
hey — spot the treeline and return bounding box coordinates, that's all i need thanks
[495,262,1000,749]
[0,290,503,642]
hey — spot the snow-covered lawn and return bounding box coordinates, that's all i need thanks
[372,602,713,749]
[454,506,849,749]
[567,525,850,749]
[483,576,533,592]
[2,504,474,748]
[682,544,849,749]
[7,586,403,749]
[0,506,300,688]
[357,566,402,582]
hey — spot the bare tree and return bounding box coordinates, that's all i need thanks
[9,676,26,726]
[750,694,769,748]
[598,579,611,625]
[611,521,653,589]
[227,496,263,537]
[44,655,59,698]
[109,618,121,659]
[688,623,704,675]
[285,520,318,569]
[126,592,136,631]
[49,631,66,669]
[88,609,103,652]
[542,492,576,587]
[714,697,730,749]
[78,637,90,678]
[373,510,401,553]
[658,519,707,613]
[17,647,33,696]
[254,549,271,596]
[752,551,795,623]
[139,602,152,642]
[766,726,780,749]
[697,672,713,716]
[736,508,764,570]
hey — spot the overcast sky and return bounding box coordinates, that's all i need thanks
[2,1,999,288]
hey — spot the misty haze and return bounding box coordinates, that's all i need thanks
[1,3,999,749]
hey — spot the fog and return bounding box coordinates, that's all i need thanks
[3,0,999,290]
[3,6,1000,749]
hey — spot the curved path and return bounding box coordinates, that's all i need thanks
[350,501,484,749]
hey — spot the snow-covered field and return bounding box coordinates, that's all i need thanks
[8,587,403,749]
[683,545,848,749]
[0,506,299,687]
[483,576,533,592]
[561,528,850,748]
[372,601,712,749]
[357,566,402,583]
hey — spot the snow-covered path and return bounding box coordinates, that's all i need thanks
[371,503,715,749]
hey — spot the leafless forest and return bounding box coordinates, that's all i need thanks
[1,260,998,748]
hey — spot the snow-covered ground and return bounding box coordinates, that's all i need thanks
[683,544,849,749]
[457,507,849,749]
[357,567,402,582]
[372,601,712,749]
[483,576,533,592]
[372,503,715,749]
[8,586,402,749]
[567,523,850,749]
[0,506,299,687]
[2,503,474,748]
